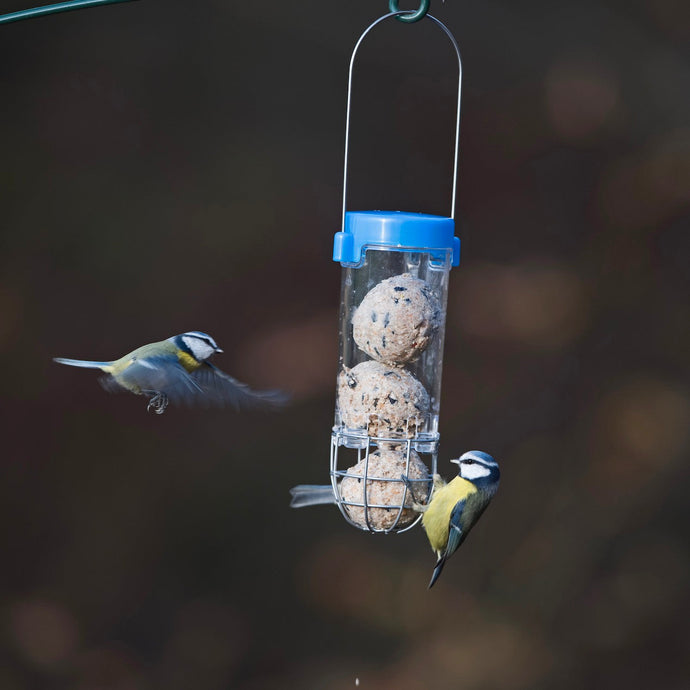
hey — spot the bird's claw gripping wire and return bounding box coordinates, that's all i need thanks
[400,473,432,512]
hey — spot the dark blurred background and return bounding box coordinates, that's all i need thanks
[1,0,689,688]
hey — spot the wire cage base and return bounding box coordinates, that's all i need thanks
[330,429,438,533]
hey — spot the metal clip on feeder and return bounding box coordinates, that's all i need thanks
[327,4,463,533]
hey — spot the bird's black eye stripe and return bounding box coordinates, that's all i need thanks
[464,459,475,464]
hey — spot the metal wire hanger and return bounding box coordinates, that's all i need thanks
[0,0,138,25]
[342,3,463,228]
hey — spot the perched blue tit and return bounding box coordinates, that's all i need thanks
[414,450,500,588]
[290,454,499,589]
[54,331,287,414]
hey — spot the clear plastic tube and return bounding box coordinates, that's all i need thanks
[329,244,452,532]
[334,246,452,453]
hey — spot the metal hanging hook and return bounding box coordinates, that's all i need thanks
[388,0,430,23]
[341,11,463,228]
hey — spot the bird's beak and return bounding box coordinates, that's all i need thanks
[449,458,460,465]
[215,348,224,353]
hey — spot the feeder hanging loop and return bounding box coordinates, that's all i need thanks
[388,0,430,24]
[342,10,463,229]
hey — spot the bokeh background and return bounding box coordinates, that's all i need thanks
[1,0,689,688]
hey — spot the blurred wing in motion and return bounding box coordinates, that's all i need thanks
[170,361,289,410]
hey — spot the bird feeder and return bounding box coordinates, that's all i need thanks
[330,6,462,533]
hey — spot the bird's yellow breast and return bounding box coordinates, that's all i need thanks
[177,350,201,372]
[422,477,477,554]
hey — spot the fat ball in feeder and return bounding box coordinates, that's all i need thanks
[351,273,442,365]
[337,360,430,440]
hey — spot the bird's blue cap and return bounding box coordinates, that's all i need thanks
[333,211,460,267]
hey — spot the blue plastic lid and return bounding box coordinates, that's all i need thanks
[333,211,460,267]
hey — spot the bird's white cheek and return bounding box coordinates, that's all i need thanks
[461,464,491,481]
[182,337,214,361]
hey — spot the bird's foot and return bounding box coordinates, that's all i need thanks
[147,392,169,415]
[400,474,430,512]
[432,473,446,490]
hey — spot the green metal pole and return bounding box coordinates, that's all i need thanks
[0,0,139,25]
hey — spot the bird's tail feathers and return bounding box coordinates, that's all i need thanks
[53,357,113,371]
[428,555,447,589]
[289,485,336,508]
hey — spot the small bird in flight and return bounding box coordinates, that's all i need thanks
[54,331,287,414]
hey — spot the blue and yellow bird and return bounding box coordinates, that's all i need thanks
[289,449,500,589]
[54,331,286,414]
[414,450,500,588]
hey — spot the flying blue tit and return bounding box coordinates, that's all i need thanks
[408,450,500,588]
[54,331,287,414]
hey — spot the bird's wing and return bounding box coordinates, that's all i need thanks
[181,362,288,410]
[428,499,467,588]
[444,498,468,559]
[116,356,203,398]
[447,491,492,558]
[427,499,465,589]
[428,489,493,589]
